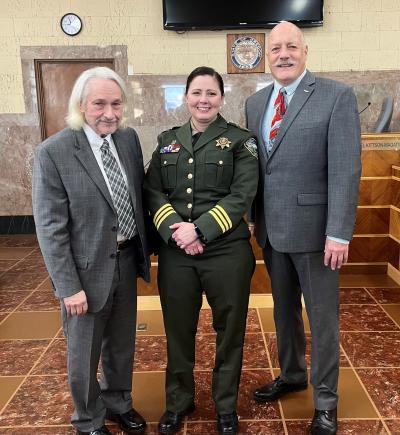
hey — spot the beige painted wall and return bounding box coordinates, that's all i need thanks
[1,0,400,113]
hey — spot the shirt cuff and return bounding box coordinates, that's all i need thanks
[327,235,349,244]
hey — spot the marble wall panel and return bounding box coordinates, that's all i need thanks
[0,43,400,216]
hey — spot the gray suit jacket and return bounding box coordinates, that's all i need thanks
[32,127,151,312]
[245,71,361,253]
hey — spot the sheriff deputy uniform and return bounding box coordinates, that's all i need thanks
[144,114,258,415]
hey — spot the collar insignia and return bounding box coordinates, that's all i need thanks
[216,137,231,149]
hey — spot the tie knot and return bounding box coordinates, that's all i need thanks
[279,87,286,96]
[192,132,202,145]
[101,139,109,152]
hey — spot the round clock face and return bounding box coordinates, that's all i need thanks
[230,36,263,70]
[60,13,82,36]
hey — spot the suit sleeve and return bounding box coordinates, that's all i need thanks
[326,86,362,240]
[143,136,184,244]
[194,136,259,242]
[32,146,83,299]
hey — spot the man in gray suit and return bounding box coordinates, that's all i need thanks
[32,67,151,435]
[245,22,361,435]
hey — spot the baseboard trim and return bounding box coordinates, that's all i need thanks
[0,216,35,234]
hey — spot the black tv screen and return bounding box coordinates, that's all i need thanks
[163,0,324,31]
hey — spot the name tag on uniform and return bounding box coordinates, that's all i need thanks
[160,140,181,153]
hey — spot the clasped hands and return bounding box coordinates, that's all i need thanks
[170,222,204,256]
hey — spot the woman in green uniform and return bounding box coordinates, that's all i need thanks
[144,66,258,435]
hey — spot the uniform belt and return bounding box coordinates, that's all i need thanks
[117,235,138,251]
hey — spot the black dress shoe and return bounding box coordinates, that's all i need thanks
[158,403,195,434]
[310,408,337,435]
[253,376,308,402]
[217,412,239,435]
[106,408,146,434]
[76,425,112,435]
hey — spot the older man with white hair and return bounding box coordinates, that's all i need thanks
[32,67,151,435]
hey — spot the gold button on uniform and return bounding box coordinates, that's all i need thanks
[163,160,167,165]
[219,160,223,165]
[188,158,194,164]
[187,203,192,209]
[188,173,193,179]
[186,188,192,194]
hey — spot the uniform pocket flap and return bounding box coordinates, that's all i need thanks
[205,150,233,166]
[161,153,179,166]
[74,255,88,270]
[297,193,328,205]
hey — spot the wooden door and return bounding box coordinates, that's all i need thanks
[35,60,114,140]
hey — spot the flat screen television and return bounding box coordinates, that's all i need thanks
[163,0,324,31]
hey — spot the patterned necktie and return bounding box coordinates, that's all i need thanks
[100,139,136,239]
[267,88,286,154]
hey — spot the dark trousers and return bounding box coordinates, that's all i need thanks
[158,238,255,414]
[61,245,138,432]
[263,240,340,410]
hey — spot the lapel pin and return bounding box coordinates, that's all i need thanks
[303,89,310,93]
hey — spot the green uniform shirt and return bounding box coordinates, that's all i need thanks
[144,114,259,244]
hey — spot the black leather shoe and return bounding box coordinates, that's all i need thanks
[253,376,308,402]
[310,408,337,435]
[106,408,146,434]
[158,403,195,434]
[217,412,239,435]
[76,425,112,435]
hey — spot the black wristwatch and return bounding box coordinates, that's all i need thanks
[194,224,205,241]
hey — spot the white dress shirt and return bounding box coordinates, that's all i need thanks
[83,124,130,242]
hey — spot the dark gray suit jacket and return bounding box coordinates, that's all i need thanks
[245,71,361,253]
[32,127,151,312]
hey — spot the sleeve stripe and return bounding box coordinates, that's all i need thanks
[154,205,174,228]
[154,203,173,222]
[215,205,232,229]
[209,209,228,232]
[212,206,230,231]
[155,209,176,230]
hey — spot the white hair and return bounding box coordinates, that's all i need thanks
[66,66,128,130]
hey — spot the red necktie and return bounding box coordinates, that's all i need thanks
[269,88,286,144]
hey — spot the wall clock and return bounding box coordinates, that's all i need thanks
[60,13,82,36]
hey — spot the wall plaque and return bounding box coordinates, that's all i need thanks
[227,33,265,74]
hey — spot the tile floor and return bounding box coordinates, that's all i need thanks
[1,235,400,434]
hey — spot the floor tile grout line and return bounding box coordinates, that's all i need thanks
[9,363,400,378]
[0,270,51,325]
[339,341,392,435]
[1,416,397,430]
[256,307,288,435]
[0,246,39,278]
[0,291,36,327]
[0,325,63,417]
[364,288,400,330]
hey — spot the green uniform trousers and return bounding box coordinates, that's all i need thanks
[158,236,255,414]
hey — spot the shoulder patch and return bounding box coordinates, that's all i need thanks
[227,121,250,132]
[243,137,258,159]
